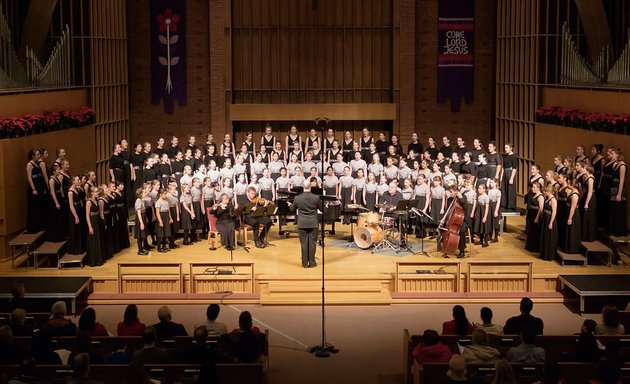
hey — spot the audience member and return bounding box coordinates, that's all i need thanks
[69,331,105,365]
[77,308,109,337]
[573,319,601,363]
[8,308,33,337]
[131,326,171,366]
[0,325,24,365]
[595,305,625,335]
[106,340,132,364]
[490,359,516,384]
[67,352,103,384]
[7,357,37,384]
[474,307,503,335]
[442,305,474,336]
[505,325,545,363]
[117,304,146,336]
[503,298,544,335]
[151,305,188,339]
[589,358,621,384]
[7,282,30,312]
[43,301,76,336]
[442,354,472,384]
[461,329,500,364]
[181,326,218,365]
[29,329,62,365]
[413,329,454,364]
[194,304,228,337]
[219,311,265,363]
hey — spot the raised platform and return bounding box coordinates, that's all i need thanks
[2,217,630,306]
[0,276,91,313]
[559,274,630,313]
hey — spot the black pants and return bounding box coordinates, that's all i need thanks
[245,215,272,242]
[299,227,318,267]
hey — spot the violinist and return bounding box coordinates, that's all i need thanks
[212,193,237,251]
[244,187,273,248]
[445,185,468,258]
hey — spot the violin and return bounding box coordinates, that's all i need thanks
[249,197,270,206]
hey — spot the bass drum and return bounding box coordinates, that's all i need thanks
[354,225,383,249]
[357,212,381,228]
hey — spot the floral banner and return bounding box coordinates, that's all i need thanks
[536,106,630,135]
[437,0,474,112]
[151,1,187,114]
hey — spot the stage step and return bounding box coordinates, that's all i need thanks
[260,281,391,305]
[557,250,587,266]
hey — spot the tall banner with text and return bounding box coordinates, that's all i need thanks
[437,0,474,112]
[151,0,187,114]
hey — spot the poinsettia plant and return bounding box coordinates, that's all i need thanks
[0,107,95,139]
[536,106,630,135]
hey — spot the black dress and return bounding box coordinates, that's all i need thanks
[27,161,48,233]
[99,197,114,260]
[556,186,568,250]
[47,177,66,242]
[85,200,104,267]
[540,196,558,261]
[610,162,627,236]
[131,153,144,196]
[579,175,598,242]
[564,191,582,254]
[66,189,86,254]
[215,204,236,248]
[115,192,130,250]
[525,193,543,253]
[598,161,614,229]
[501,154,517,210]
[342,140,355,162]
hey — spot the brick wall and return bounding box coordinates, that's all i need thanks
[412,0,495,145]
[127,0,495,147]
[127,0,210,145]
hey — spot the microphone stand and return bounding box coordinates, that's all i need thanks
[309,117,338,358]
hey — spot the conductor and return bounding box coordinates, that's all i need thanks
[291,178,320,268]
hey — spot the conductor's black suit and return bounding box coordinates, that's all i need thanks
[292,190,320,268]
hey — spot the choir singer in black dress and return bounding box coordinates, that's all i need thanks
[212,193,237,250]
[290,178,321,268]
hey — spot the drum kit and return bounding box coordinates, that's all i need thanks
[350,203,414,253]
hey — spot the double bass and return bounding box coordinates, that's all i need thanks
[439,198,465,254]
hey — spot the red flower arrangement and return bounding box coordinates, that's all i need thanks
[0,107,95,139]
[536,106,630,134]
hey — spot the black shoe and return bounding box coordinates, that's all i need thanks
[309,263,317,268]
[302,264,309,268]
[482,242,489,248]
[145,244,155,249]
[137,250,149,255]
[491,237,499,243]
[457,252,465,258]
[170,244,180,249]
[183,240,191,245]
[255,241,263,248]
[329,230,336,235]
[158,247,168,253]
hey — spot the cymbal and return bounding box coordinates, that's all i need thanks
[375,203,393,209]
[347,204,371,211]
[393,210,408,215]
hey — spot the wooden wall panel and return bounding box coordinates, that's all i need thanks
[0,89,87,117]
[89,0,129,184]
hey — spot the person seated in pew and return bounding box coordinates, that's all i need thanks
[181,326,218,365]
[413,329,453,364]
[595,305,626,336]
[68,331,105,365]
[77,307,109,337]
[0,325,24,365]
[106,339,132,364]
[8,308,33,337]
[194,304,228,337]
[589,358,622,384]
[42,301,76,337]
[474,307,503,336]
[572,319,602,363]
[29,329,62,365]
[503,297,544,335]
[151,305,188,339]
[7,357,37,384]
[441,354,473,384]
[461,329,500,364]
[67,352,103,384]
[219,311,265,363]
[505,325,545,363]
[489,359,516,384]
[6,282,32,313]
[117,304,146,337]
[442,305,474,336]
[131,326,171,366]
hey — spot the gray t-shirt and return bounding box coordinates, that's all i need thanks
[323,175,338,188]
[134,198,145,212]
[155,199,170,212]
[259,177,275,191]
[276,176,291,189]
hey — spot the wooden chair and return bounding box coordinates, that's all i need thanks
[238,215,254,246]
[206,207,220,250]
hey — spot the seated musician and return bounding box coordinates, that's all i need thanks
[244,187,273,248]
[212,193,237,251]
[445,185,468,258]
[380,181,403,212]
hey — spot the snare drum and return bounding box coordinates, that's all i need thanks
[357,212,381,228]
[382,216,396,227]
[354,225,383,249]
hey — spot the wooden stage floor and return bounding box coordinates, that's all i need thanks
[3,217,630,305]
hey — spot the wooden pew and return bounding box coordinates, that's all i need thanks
[417,363,545,384]
[556,362,630,384]
[1,364,265,384]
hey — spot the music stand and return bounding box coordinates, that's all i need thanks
[393,200,415,253]
[410,207,433,257]
[262,204,278,246]
[234,205,251,253]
